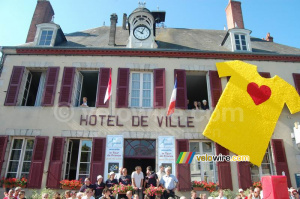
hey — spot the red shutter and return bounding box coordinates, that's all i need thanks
[237,161,252,190]
[271,139,291,187]
[42,67,60,106]
[209,71,222,108]
[293,73,300,95]
[46,137,65,188]
[215,143,233,190]
[59,67,75,107]
[90,138,106,183]
[259,72,271,78]
[96,68,110,108]
[4,66,25,106]
[116,68,129,108]
[0,136,9,174]
[176,139,191,191]
[27,136,49,189]
[153,68,166,108]
[174,70,186,109]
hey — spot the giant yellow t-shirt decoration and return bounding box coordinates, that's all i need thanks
[203,60,300,166]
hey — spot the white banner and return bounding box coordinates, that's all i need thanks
[104,135,124,180]
[157,136,176,175]
[294,126,300,144]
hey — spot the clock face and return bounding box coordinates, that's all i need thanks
[133,26,151,40]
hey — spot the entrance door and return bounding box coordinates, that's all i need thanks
[123,139,156,174]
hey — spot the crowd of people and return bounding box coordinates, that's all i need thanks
[2,166,300,199]
[187,100,209,110]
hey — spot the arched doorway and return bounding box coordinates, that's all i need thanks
[123,139,156,174]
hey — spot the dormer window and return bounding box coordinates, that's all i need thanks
[221,28,252,52]
[34,23,67,47]
[234,34,247,51]
[38,30,53,46]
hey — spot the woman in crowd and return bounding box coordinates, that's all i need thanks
[3,189,17,199]
[42,193,49,199]
[76,192,84,199]
[14,187,21,198]
[100,188,114,199]
[64,190,71,199]
[95,175,106,199]
[18,191,26,199]
[80,178,95,193]
[52,192,61,199]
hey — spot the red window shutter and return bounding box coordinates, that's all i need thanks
[4,66,25,106]
[46,137,65,189]
[209,71,222,108]
[174,70,187,109]
[259,72,271,78]
[237,161,252,190]
[59,67,75,107]
[96,68,110,108]
[0,136,9,174]
[215,143,233,190]
[42,67,60,106]
[176,139,191,191]
[116,68,129,108]
[293,73,300,95]
[153,68,166,108]
[90,138,106,183]
[27,136,49,189]
[271,139,291,187]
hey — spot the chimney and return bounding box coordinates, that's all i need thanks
[266,33,273,42]
[26,0,54,43]
[225,0,244,30]
[122,13,127,30]
[108,13,118,46]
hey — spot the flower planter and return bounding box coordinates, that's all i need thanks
[61,185,80,190]
[193,187,205,191]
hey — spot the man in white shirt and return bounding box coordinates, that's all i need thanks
[160,167,178,199]
[131,166,144,199]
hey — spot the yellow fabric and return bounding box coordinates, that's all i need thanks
[203,60,300,166]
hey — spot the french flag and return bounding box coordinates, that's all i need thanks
[104,68,112,104]
[167,77,177,116]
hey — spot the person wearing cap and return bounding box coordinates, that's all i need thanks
[131,166,144,199]
[156,165,165,182]
[14,187,21,199]
[106,172,118,189]
[95,175,106,199]
[80,178,95,193]
[201,100,209,110]
[238,188,247,199]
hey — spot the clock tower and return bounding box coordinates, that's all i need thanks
[127,3,157,48]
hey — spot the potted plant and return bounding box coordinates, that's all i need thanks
[191,180,207,191]
[204,182,218,192]
[1,177,18,188]
[144,185,165,197]
[17,177,27,188]
[112,183,134,195]
[59,179,83,190]
[253,181,262,190]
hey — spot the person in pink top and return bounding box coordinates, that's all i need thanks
[3,189,17,199]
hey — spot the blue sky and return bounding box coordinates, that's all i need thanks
[0,0,300,49]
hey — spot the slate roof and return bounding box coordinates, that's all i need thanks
[20,26,300,55]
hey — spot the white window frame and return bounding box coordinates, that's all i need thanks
[234,34,248,51]
[5,138,34,179]
[250,145,275,182]
[64,139,93,180]
[129,71,153,108]
[38,29,54,46]
[34,23,60,47]
[228,29,252,52]
[18,69,47,107]
[189,141,218,183]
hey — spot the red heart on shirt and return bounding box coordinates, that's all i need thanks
[247,82,271,105]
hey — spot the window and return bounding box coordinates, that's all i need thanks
[6,138,34,178]
[250,145,275,182]
[186,71,209,110]
[73,71,99,107]
[38,30,53,46]
[130,72,153,108]
[190,141,218,183]
[64,139,92,180]
[20,70,47,106]
[234,34,247,51]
